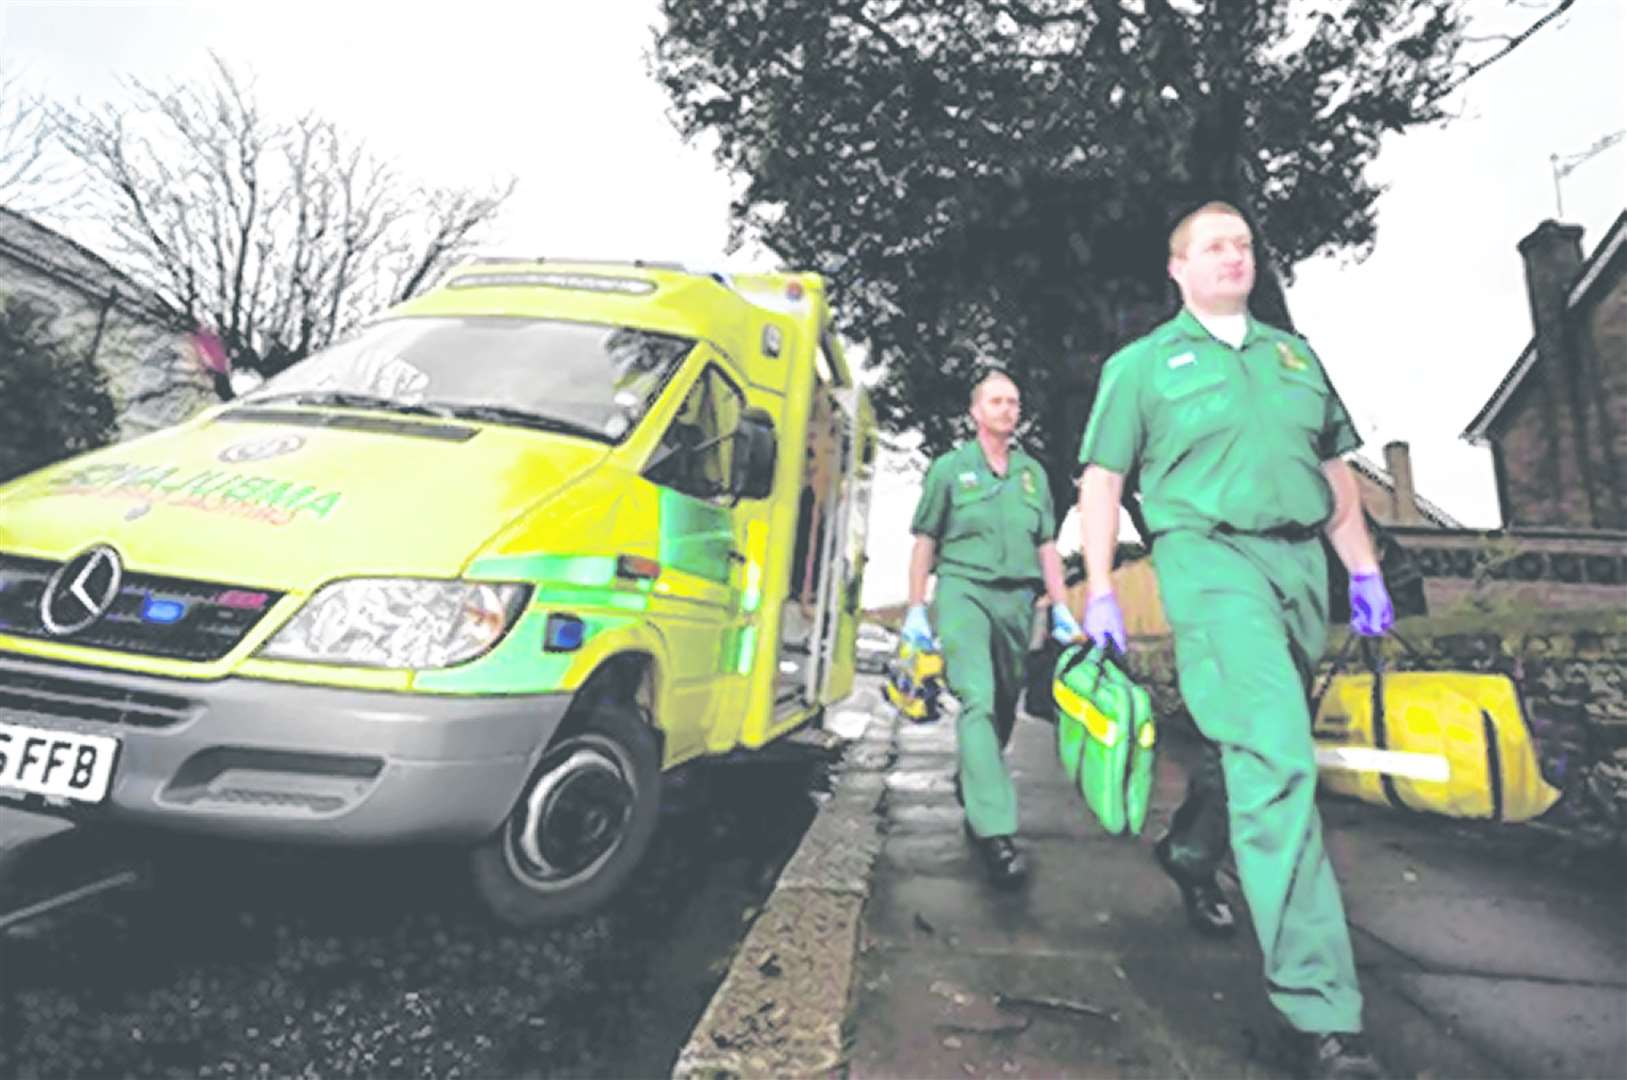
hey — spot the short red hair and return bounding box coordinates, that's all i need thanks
[1169,201,1247,257]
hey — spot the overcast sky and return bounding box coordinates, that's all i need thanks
[2,0,1622,606]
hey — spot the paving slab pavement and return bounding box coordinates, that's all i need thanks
[681,679,1626,1078]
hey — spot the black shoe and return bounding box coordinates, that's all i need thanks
[1298,1032,1384,1080]
[974,835,1027,888]
[1154,836,1236,938]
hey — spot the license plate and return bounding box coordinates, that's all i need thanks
[0,721,119,803]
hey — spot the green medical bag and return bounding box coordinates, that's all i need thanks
[1053,642,1157,837]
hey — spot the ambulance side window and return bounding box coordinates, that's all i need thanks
[646,364,746,502]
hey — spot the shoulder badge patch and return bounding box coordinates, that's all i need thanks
[1021,470,1036,495]
[958,471,979,489]
[1168,351,1196,369]
[1276,342,1309,372]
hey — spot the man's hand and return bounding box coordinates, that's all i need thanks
[902,604,937,650]
[1084,592,1128,653]
[1050,602,1084,645]
[1349,572,1394,637]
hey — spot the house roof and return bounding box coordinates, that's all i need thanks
[1347,452,1463,529]
[0,206,174,323]
[1463,209,1627,444]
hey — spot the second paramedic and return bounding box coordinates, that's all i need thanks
[904,369,1079,887]
[1075,202,1392,1079]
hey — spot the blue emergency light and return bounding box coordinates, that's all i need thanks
[141,596,187,624]
[544,614,585,652]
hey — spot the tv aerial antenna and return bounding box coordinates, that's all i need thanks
[1550,130,1625,217]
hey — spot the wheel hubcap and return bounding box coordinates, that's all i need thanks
[509,737,635,888]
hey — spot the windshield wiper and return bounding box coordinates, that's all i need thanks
[424,402,613,443]
[240,391,458,420]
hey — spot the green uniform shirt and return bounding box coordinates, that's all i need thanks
[1078,308,1361,535]
[912,440,1056,585]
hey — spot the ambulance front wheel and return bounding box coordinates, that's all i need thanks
[469,701,662,927]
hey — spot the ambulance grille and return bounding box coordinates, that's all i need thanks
[0,660,198,728]
[0,553,281,663]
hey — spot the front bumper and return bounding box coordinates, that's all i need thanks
[0,652,571,844]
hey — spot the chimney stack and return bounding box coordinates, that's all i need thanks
[1518,220,1585,359]
[1515,220,1591,527]
[1384,440,1422,525]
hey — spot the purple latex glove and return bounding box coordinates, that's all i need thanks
[1083,592,1128,653]
[1349,571,1395,637]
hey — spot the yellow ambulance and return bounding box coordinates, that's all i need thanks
[0,260,876,925]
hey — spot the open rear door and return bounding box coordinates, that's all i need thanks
[814,385,873,705]
[803,389,855,705]
[775,381,842,715]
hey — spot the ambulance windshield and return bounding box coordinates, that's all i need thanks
[243,316,695,442]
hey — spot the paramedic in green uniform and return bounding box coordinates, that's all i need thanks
[1076,202,1392,1080]
[905,370,1080,887]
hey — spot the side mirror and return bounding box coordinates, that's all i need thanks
[733,407,777,500]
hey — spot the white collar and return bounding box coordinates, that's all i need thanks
[1191,309,1249,348]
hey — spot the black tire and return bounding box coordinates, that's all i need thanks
[469,700,662,928]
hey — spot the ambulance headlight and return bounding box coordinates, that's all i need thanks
[260,579,529,669]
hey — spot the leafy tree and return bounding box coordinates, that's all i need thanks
[50,56,515,384]
[0,297,117,484]
[653,0,1575,516]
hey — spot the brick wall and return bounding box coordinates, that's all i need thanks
[1495,360,1603,527]
[1495,372,1562,526]
[1420,576,1626,614]
[1356,478,1396,525]
[1583,276,1627,529]
[1385,525,1627,615]
[1058,527,1625,633]
[1489,223,1626,530]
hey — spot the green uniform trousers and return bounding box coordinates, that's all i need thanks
[934,574,1033,839]
[1152,530,1363,1035]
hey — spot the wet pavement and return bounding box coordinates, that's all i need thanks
[681,677,1627,1079]
[0,753,833,1079]
[857,711,1626,1078]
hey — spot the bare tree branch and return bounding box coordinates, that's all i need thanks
[50,57,514,382]
[0,71,77,212]
[392,178,519,302]
[1430,0,1579,101]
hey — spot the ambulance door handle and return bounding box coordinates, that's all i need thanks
[727,549,748,564]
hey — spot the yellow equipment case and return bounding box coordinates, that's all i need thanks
[1312,637,1561,823]
[885,640,946,724]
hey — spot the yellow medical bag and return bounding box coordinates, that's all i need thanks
[1311,639,1560,823]
[885,640,946,724]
